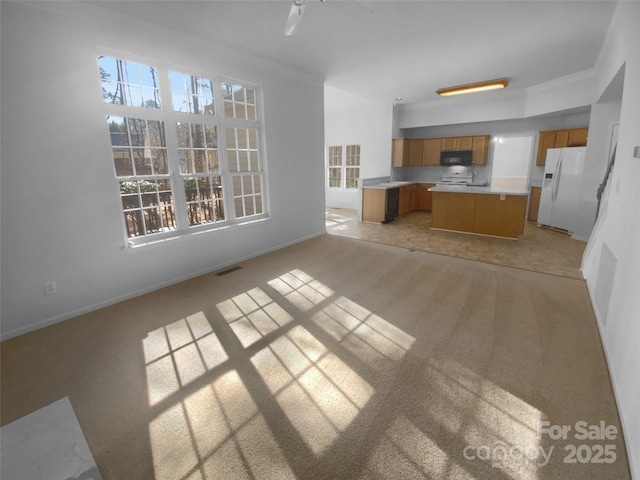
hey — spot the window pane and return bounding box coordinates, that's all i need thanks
[119,180,175,238]
[108,117,128,145]
[346,144,360,166]
[329,167,341,188]
[226,127,259,173]
[113,148,133,176]
[170,71,216,115]
[328,146,342,166]
[232,174,262,220]
[222,83,257,120]
[205,125,218,148]
[152,149,168,174]
[207,150,219,173]
[184,175,224,226]
[98,56,160,109]
[345,168,359,189]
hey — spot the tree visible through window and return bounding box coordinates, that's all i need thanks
[327,145,360,189]
[99,55,267,244]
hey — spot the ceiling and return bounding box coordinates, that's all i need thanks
[87,0,617,106]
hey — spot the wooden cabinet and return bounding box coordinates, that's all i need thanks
[536,132,557,166]
[362,188,387,222]
[392,135,490,167]
[407,139,424,166]
[474,194,527,238]
[432,192,476,232]
[471,136,489,165]
[568,128,589,147]
[555,131,569,148]
[363,186,406,222]
[536,128,588,165]
[527,186,542,222]
[410,184,422,211]
[392,139,409,167]
[398,185,412,216]
[431,191,527,239]
[441,137,473,151]
[411,183,436,211]
[422,139,441,166]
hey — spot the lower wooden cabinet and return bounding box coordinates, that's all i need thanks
[431,191,527,239]
[410,183,435,211]
[398,185,412,215]
[527,186,542,222]
[363,183,436,222]
[362,188,387,223]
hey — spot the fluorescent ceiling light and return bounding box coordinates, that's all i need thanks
[437,78,508,97]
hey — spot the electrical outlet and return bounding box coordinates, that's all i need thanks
[44,281,57,295]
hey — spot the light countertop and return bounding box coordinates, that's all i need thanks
[362,181,414,190]
[428,185,529,196]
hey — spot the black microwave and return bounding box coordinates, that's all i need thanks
[440,150,473,166]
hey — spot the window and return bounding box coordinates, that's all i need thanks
[226,128,263,218]
[345,145,360,189]
[99,55,267,245]
[170,72,214,115]
[108,117,175,237]
[326,145,360,189]
[327,146,342,188]
[176,122,224,226]
[99,56,161,109]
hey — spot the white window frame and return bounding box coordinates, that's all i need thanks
[326,144,360,189]
[98,52,269,247]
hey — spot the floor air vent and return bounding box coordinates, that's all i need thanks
[215,265,242,276]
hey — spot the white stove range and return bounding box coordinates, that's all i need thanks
[436,171,473,187]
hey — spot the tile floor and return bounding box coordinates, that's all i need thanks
[325,207,587,279]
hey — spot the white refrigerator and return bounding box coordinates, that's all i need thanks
[538,147,585,232]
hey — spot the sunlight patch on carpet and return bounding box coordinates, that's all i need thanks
[149,370,295,480]
[252,326,374,456]
[143,312,228,406]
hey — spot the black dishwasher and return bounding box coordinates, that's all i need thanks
[384,187,399,223]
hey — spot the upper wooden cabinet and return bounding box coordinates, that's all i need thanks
[407,139,424,166]
[441,136,473,151]
[422,139,441,166]
[392,135,490,167]
[392,138,409,167]
[536,127,588,165]
[568,128,589,147]
[471,136,489,166]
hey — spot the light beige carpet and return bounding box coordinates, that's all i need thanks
[1,234,630,479]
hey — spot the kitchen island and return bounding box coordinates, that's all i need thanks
[428,185,528,239]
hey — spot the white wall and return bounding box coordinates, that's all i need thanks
[396,69,596,130]
[324,86,393,208]
[573,87,622,241]
[582,2,640,478]
[0,2,326,339]
[491,136,533,190]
